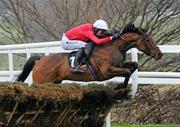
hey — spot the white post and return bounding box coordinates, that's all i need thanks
[26,72,33,85]
[130,48,138,95]
[26,48,32,85]
[26,48,31,60]
[105,113,111,127]
[8,50,13,80]
[45,47,49,56]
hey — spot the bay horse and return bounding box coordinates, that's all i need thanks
[16,23,162,89]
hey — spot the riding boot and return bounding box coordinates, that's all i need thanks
[72,47,85,72]
[84,42,96,59]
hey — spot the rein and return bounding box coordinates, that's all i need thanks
[113,36,127,47]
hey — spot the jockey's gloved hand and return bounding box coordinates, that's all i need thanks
[103,30,114,36]
[111,33,120,41]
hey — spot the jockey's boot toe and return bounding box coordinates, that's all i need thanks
[71,65,85,73]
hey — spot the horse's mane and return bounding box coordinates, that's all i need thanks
[121,23,147,35]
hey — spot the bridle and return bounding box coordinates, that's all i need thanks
[137,28,153,55]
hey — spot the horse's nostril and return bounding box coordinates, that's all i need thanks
[159,53,163,57]
[157,53,163,59]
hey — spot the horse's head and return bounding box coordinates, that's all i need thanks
[119,23,162,60]
[135,29,162,60]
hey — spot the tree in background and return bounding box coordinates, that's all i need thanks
[0,0,179,71]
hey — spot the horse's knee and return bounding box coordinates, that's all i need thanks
[129,62,138,74]
[132,62,138,69]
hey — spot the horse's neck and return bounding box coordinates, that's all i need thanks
[119,42,133,55]
[93,41,125,66]
[95,32,138,54]
[94,41,118,52]
[117,33,139,54]
[91,33,138,66]
[93,40,130,57]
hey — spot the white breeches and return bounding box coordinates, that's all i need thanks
[61,34,87,50]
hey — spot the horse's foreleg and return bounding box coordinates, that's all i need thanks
[122,62,138,86]
[115,62,138,89]
[108,67,131,76]
[122,62,138,74]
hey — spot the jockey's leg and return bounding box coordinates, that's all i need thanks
[72,47,85,72]
[72,42,96,72]
[61,34,86,50]
[61,37,87,72]
[84,42,96,59]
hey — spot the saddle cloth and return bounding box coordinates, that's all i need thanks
[67,51,87,71]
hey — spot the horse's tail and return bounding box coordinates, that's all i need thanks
[16,55,42,82]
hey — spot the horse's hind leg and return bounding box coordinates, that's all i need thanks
[115,62,138,89]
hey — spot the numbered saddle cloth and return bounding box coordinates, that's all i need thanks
[67,51,87,71]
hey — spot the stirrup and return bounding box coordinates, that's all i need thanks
[71,65,86,73]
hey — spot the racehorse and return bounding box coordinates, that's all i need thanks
[16,23,162,89]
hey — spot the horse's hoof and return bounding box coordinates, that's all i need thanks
[114,88,130,101]
[116,99,131,106]
[116,99,123,103]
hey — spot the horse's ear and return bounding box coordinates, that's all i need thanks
[129,22,138,31]
[122,22,138,34]
[131,23,136,27]
[127,22,135,28]
[137,27,148,35]
[141,28,148,33]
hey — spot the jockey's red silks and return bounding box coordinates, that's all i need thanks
[65,23,111,45]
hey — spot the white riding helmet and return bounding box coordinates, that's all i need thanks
[93,20,109,30]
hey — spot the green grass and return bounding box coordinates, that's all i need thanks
[112,123,180,127]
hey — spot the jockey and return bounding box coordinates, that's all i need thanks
[61,19,119,72]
